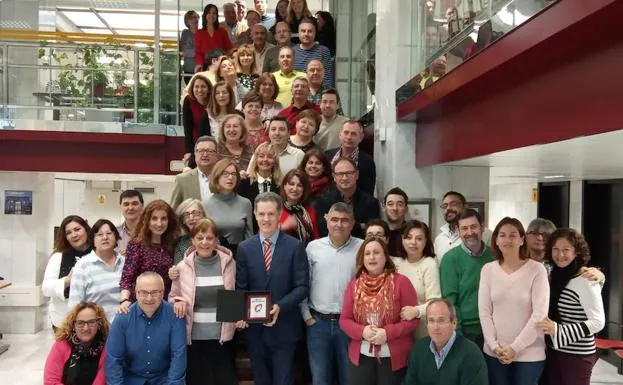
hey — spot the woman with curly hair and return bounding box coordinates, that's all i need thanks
[44,302,110,385]
[118,200,180,312]
[536,228,605,385]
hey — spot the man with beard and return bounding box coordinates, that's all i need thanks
[383,187,408,256]
[434,191,491,264]
[439,209,493,349]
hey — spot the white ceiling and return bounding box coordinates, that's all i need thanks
[440,130,623,184]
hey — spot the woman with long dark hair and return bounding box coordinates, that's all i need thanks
[537,228,605,385]
[315,11,336,57]
[300,148,332,200]
[118,200,180,312]
[43,215,93,331]
[270,0,290,35]
[183,74,212,168]
[278,168,319,244]
[194,4,233,73]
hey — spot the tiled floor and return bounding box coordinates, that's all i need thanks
[1,329,623,384]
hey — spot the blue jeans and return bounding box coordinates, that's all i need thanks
[306,316,350,385]
[485,354,544,385]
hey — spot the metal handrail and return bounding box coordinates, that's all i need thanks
[0,29,178,49]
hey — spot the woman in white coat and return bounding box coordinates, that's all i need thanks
[42,215,92,331]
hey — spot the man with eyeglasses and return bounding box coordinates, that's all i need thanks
[302,203,363,385]
[171,136,219,210]
[325,120,376,195]
[106,272,186,385]
[313,157,380,239]
[439,209,493,350]
[402,299,487,385]
[434,191,492,264]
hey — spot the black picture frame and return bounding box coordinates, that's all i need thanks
[407,199,433,227]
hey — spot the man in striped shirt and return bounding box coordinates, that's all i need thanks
[293,18,334,87]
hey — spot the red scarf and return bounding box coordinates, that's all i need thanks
[310,176,330,198]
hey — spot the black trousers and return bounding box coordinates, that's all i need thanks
[348,355,406,385]
[186,339,237,385]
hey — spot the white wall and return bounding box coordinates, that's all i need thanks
[488,181,538,230]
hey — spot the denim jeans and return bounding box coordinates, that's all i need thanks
[306,316,350,385]
[485,354,544,385]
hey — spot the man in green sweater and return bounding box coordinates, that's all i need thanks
[403,299,488,385]
[439,208,493,349]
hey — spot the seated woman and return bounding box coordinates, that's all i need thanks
[182,74,212,168]
[203,159,254,256]
[169,218,237,385]
[238,142,282,232]
[288,109,321,153]
[68,219,125,323]
[235,44,260,90]
[42,215,93,332]
[278,168,320,244]
[254,73,284,122]
[216,114,254,172]
[300,148,332,200]
[241,91,268,150]
[44,302,110,385]
[339,238,419,385]
[201,80,236,140]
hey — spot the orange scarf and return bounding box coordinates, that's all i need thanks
[353,271,395,327]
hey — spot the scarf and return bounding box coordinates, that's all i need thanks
[62,333,105,385]
[59,245,93,298]
[283,201,314,242]
[310,176,330,198]
[331,146,360,167]
[353,271,396,358]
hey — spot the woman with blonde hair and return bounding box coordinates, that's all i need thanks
[216,113,254,171]
[118,200,180,313]
[44,302,110,385]
[201,80,236,140]
[215,56,249,104]
[236,44,260,90]
[238,142,282,232]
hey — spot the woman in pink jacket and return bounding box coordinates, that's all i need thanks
[44,302,109,385]
[168,218,237,385]
[339,237,419,385]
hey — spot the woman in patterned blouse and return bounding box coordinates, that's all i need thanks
[235,44,259,90]
[118,199,180,313]
[242,91,269,150]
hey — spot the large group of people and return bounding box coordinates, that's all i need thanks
[39,4,607,385]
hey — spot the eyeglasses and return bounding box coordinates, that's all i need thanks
[196,149,217,155]
[75,318,100,329]
[425,317,452,325]
[527,231,550,238]
[137,289,163,298]
[334,171,356,178]
[366,232,386,239]
[439,201,461,210]
[183,210,203,219]
[221,171,238,178]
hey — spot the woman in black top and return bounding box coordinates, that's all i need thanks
[315,11,336,57]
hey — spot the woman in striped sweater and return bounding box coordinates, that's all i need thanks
[536,228,605,385]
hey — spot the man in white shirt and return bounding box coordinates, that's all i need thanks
[433,191,491,264]
[302,203,363,385]
[265,116,304,174]
[171,136,219,209]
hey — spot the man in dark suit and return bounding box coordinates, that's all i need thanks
[170,136,219,209]
[313,157,380,239]
[236,192,309,385]
[325,120,376,195]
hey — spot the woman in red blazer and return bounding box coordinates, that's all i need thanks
[278,168,320,244]
[194,4,233,72]
[44,302,109,385]
[339,237,419,385]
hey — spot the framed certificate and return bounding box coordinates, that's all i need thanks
[247,293,271,323]
[216,290,272,324]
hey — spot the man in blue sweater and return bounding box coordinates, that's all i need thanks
[106,272,187,385]
[293,18,334,87]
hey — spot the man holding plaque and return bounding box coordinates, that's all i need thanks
[235,191,310,385]
[301,202,363,385]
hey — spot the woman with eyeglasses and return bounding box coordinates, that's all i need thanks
[118,200,180,314]
[536,228,605,385]
[43,215,93,332]
[173,199,208,264]
[169,218,237,385]
[478,217,550,385]
[203,158,253,256]
[340,237,419,385]
[68,219,125,323]
[44,302,110,385]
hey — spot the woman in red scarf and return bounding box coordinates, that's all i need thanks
[278,168,319,244]
[300,148,332,201]
[339,237,419,385]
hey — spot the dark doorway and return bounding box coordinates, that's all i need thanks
[537,182,570,228]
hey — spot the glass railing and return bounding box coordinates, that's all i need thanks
[0,31,181,133]
[396,0,558,106]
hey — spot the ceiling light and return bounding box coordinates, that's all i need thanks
[543,175,565,179]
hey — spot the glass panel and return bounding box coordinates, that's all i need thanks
[159,50,179,125]
[396,0,559,106]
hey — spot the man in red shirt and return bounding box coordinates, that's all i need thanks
[277,76,320,134]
